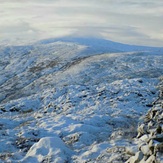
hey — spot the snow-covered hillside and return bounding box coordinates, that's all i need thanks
[0,37,163,162]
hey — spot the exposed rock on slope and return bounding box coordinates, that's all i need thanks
[126,76,163,163]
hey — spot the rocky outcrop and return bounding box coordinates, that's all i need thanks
[126,76,163,163]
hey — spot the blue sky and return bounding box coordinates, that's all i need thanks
[0,0,163,46]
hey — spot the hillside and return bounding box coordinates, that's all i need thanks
[0,37,163,162]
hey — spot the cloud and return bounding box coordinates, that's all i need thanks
[0,0,163,46]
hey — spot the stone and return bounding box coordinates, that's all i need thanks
[148,139,153,147]
[139,156,148,163]
[153,134,163,142]
[125,146,138,156]
[126,79,163,163]
[140,144,150,156]
[138,142,146,150]
[139,134,149,142]
[125,156,134,163]
[125,152,143,163]
[147,121,154,130]
[155,142,163,153]
[145,155,156,163]
[135,151,144,162]
[137,124,147,138]
[145,110,153,122]
[156,152,163,163]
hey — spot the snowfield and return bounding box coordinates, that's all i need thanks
[0,37,163,162]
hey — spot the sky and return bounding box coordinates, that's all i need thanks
[0,0,163,46]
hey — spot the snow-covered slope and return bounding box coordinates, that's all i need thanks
[0,37,163,162]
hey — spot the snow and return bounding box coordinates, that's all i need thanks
[22,137,74,163]
[0,37,163,162]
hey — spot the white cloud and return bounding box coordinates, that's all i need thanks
[0,0,163,46]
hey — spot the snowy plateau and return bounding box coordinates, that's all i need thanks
[0,37,163,163]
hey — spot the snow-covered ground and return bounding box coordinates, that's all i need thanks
[0,37,163,162]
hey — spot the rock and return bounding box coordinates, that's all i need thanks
[156,125,162,134]
[156,152,163,163]
[125,146,138,156]
[147,121,154,130]
[139,157,147,163]
[122,78,163,163]
[149,129,156,137]
[139,134,149,142]
[125,151,143,163]
[153,134,163,143]
[155,142,163,153]
[134,151,144,162]
[9,107,20,112]
[148,139,153,148]
[125,156,135,163]
[138,142,146,150]
[148,140,155,155]
[0,107,6,112]
[145,155,156,163]
[145,110,153,122]
[137,124,147,138]
[140,144,150,156]
[146,104,153,107]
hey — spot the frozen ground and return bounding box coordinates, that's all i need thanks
[0,37,163,162]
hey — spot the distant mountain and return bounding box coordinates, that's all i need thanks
[39,36,163,54]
